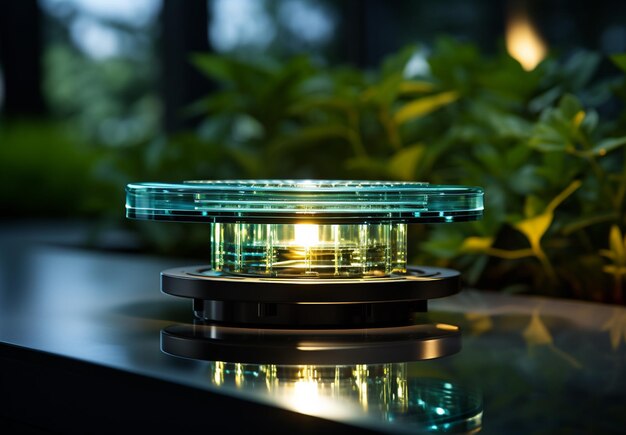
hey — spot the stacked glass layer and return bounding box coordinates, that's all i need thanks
[126,180,483,278]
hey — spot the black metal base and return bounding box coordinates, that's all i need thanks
[161,322,462,365]
[161,265,460,327]
[192,299,427,328]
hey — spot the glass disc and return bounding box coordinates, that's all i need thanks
[126,180,483,223]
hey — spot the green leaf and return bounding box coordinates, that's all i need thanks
[545,179,582,214]
[398,81,436,94]
[363,74,402,105]
[388,144,425,180]
[524,195,546,218]
[269,125,352,154]
[514,180,582,248]
[420,230,466,259]
[460,236,494,252]
[515,212,553,249]
[562,50,601,90]
[231,114,264,143]
[529,94,586,153]
[509,165,545,195]
[610,53,626,73]
[394,91,458,124]
[528,122,569,152]
[580,109,598,133]
[191,54,235,83]
[191,53,273,94]
[558,94,583,118]
[345,157,390,178]
[562,211,618,235]
[288,96,353,116]
[488,112,532,139]
[608,225,625,265]
[586,136,626,157]
[528,86,563,113]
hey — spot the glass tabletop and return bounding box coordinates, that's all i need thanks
[0,225,623,434]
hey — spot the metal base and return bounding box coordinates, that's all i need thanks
[161,322,462,365]
[161,265,460,327]
[192,299,428,328]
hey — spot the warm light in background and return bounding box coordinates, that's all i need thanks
[506,7,547,71]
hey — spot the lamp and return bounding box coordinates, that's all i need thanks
[126,179,483,328]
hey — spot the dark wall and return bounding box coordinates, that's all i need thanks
[0,0,45,116]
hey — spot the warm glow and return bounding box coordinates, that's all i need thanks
[213,361,224,386]
[294,224,319,248]
[435,323,459,331]
[505,9,547,71]
[291,379,323,413]
[279,377,354,419]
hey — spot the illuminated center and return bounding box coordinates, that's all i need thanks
[211,222,407,278]
[294,224,319,248]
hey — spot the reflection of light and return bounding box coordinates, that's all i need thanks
[294,224,319,248]
[207,362,481,430]
[354,365,369,410]
[435,323,459,332]
[505,8,547,71]
[213,361,224,386]
[292,379,322,413]
[234,363,244,388]
[281,367,350,418]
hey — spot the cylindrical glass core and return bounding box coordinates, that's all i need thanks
[211,222,407,278]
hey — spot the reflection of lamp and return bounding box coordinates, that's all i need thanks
[160,320,478,431]
[126,180,483,328]
[160,322,462,364]
[206,361,483,433]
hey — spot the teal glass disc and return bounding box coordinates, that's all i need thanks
[125,180,483,223]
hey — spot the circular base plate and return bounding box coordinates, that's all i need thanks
[161,322,461,365]
[161,265,460,304]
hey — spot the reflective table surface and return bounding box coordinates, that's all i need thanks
[0,224,624,434]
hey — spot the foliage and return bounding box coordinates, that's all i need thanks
[0,120,117,218]
[5,37,624,303]
[44,44,162,147]
[147,38,625,303]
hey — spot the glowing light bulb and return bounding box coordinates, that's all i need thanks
[294,224,319,248]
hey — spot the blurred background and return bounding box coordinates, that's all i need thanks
[1,0,626,303]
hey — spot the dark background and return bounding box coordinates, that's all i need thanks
[3,1,626,126]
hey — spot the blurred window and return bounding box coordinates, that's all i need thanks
[209,0,337,57]
[39,0,163,146]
